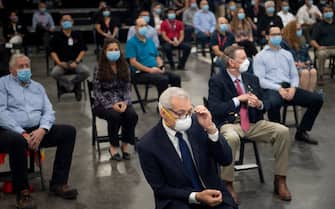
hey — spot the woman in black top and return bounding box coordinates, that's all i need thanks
[94,7,119,50]
[93,38,138,161]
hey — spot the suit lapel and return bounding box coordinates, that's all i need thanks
[186,125,201,170]
[222,70,238,97]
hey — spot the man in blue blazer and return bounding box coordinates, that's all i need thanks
[137,87,238,209]
[208,46,291,203]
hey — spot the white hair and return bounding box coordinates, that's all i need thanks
[158,87,190,109]
[265,1,275,7]
[9,54,30,68]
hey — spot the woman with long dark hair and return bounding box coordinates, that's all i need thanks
[93,38,138,161]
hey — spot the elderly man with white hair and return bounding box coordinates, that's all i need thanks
[0,54,78,209]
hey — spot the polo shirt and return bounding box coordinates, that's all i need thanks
[49,30,87,62]
[210,30,236,51]
[160,19,184,40]
[311,20,335,46]
[125,35,158,68]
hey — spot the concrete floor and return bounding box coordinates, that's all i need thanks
[1,46,335,209]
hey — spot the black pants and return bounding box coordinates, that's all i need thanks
[134,71,181,96]
[0,124,76,193]
[165,200,237,209]
[162,41,191,69]
[264,88,323,131]
[94,105,138,147]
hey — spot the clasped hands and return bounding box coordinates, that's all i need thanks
[237,92,262,108]
[279,87,296,101]
[195,189,223,207]
[112,101,127,113]
[22,128,47,151]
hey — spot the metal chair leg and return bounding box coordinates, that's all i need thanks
[253,142,265,183]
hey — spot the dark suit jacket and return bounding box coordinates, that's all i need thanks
[137,118,236,209]
[208,70,267,128]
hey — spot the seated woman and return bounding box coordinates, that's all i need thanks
[94,7,119,50]
[93,38,138,161]
[3,11,27,53]
[282,20,317,92]
[230,7,258,57]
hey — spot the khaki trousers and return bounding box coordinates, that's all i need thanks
[316,47,335,78]
[220,120,290,182]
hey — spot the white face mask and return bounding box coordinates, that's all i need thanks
[174,115,192,132]
[239,59,250,73]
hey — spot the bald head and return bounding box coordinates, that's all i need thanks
[217,17,228,24]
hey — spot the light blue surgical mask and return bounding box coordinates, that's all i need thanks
[62,21,73,29]
[220,23,228,32]
[324,11,334,19]
[202,5,209,11]
[17,68,32,83]
[229,5,236,11]
[296,29,303,37]
[308,0,313,5]
[191,3,197,8]
[142,15,150,23]
[168,13,176,20]
[237,13,246,20]
[320,0,327,4]
[155,8,162,15]
[251,0,255,5]
[39,8,46,13]
[106,51,120,62]
[270,35,282,46]
[102,10,110,17]
[266,6,275,14]
[282,6,289,12]
[138,26,148,37]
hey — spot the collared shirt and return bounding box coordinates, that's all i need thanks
[183,7,198,26]
[253,45,299,90]
[127,25,160,48]
[0,75,55,134]
[160,19,184,40]
[193,10,216,33]
[32,11,55,30]
[296,4,321,25]
[125,35,159,68]
[277,11,296,26]
[162,120,218,204]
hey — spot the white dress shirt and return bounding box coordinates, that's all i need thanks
[296,4,321,25]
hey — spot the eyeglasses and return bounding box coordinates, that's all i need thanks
[269,33,281,36]
[166,106,194,119]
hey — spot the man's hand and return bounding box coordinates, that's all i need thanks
[194,105,217,134]
[22,132,32,148]
[119,101,127,112]
[237,94,249,102]
[286,87,296,101]
[278,88,288,99]
[29,128,47,150]
[59,62,69,69]
[195,189,223,207]
[112,102,124,112]
[248,93,262,108]
[150,67,163,74]
[69,62,78,69]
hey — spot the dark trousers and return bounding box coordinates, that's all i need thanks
[94,104,138,147]
[162,41,191,69]
[195,31,211,52]
[165,200,237,209]
[0,124,76,193]
[134,71,181,96]
[264,88,323,131]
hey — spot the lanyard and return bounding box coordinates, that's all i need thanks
[217,32,227,48]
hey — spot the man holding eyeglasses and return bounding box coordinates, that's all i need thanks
[254,26,323,145]
[137,87,238,209]
[208,45,291,203]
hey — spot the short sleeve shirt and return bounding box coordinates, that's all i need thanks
[160,19,184,40]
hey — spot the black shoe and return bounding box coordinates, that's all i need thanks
[49,184,78,200]
[295,131,318,145]
[74,84,82,101]
[16,190,37,209]
[110,153,122,161]
[122,152,131,160]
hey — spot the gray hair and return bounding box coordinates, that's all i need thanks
[221,45,245,68]
[9,54,30,68]
[265,0,275,7]
[158,87,190,109]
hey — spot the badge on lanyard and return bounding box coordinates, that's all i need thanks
[254,17,258,23]
[68,37,74,46]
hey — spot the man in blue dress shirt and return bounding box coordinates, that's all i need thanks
[0,54,78,209]
[254,26,324,145]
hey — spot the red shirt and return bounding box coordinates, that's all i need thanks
[160,19,184,40]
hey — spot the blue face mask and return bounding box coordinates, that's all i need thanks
[138,26,148,37]
[155,8,162,15]
[320,0,327,4]
[229,5,236,11]
[102,10,110,17]
[237,13,246,20]
[251,0,255,6]
[168,13,176,20]
[17,68,32,83]
[142,15,150,23]
[282,6,289,12]
[220,24,228,32]
[324,12,334,19]
[202,5,209,11]
[308,0,313,5]
[270,35,282,46]
[266,7,275,14]
[106,51,120,62]
[62,21,73,29]
[191,3,197,8]
[39,8,46,13]
[296,29,303,37]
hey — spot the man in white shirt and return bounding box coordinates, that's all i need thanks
[296,0,322,42]
[277,0,296,26]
